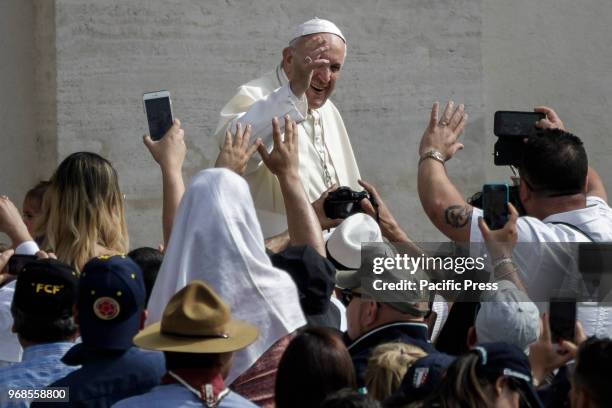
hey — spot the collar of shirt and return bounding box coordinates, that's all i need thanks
[62,343,128,366]
[346,322,432,352]
[22,341,75,362]
[542,198,600,226]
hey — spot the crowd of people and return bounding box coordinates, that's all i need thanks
[1,17,611,408]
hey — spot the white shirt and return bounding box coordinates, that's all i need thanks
[214,65,361,237]
[0,241,40,363]
[470,196,612,338]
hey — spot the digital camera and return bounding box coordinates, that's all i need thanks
[324,187,371,219]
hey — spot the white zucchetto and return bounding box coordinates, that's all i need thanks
[290,17,346,44]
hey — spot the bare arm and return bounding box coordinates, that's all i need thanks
[258,116,325,256]
[417,102,472,242]
[143,119,186,248]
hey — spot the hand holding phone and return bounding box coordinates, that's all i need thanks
[549,298,576,343]
[483,183,509,230]
[143,90,173,141]
[7,254,37,275]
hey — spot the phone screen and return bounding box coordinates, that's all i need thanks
[8,255,37,276]
[494,111,545,137]
[483,184,509,230]
[549,299,576,342]
[145,96,173,141]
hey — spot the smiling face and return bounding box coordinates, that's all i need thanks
[285,33,346,110]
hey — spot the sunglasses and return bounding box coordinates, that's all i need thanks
[340,288,363,307]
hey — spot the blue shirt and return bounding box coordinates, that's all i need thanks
[112,383,258,408]
[0,342,78,408]
[32,344,165,408]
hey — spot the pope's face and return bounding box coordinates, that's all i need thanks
[303,33,346,110]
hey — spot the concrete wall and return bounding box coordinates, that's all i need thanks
[0,0,35,245]
[3,0,611,247]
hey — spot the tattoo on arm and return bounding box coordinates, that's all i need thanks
[444,205,473,228]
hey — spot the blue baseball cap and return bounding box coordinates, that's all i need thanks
[472,342,544,408]
[78,255,146,350]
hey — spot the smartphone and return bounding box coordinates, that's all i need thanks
[143,90,173,141]
[578,243,612,301]
[482,183,509,230]
[494,111,545,138]
[7,254,37,276]
[549,298,576,343]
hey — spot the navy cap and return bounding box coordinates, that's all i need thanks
[12,259,79,320]
[385,353,455,406]
[78,255,146,350]
[472,342,544,408]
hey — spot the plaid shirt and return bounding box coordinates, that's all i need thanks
[0,342,77,408]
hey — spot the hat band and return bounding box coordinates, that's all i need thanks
[161,328,229,339]
[325,242,353,271]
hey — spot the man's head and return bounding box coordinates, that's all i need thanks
[519,128,588,214]
[77,255,147,350]
[571,337,612,408]
[467,280,540,352]
[336,246,430,341]
[282,18,347,110]
[11,259,79,345]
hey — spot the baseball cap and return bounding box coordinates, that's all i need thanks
[476,280,540,352]
[78,255,146,350]
[335,245,430,316]
[384,353,455,406]
[472,342,544,408]
[12,259,79,320]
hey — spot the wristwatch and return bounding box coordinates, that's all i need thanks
[419,149,446,166]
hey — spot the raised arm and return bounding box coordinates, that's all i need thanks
[417,101,471,242]
[143,119,186,248]
[258,116,325,256]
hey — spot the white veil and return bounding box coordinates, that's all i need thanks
[147,168,305,383]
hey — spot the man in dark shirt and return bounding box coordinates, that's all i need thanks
[35,256,165,408]
[336,248,439,387]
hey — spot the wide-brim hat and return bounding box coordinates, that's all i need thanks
[134,280,258,353]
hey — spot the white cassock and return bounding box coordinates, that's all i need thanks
[214,64,361,237]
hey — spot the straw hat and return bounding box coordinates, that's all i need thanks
[134,281,258,353]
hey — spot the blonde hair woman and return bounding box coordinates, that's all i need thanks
[36,152,129,271]
[365,342,427,401]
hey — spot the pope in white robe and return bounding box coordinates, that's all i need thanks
[214,18,361,237]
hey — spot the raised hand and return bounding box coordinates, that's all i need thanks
[215,123,261,176]
[534,106,566,131]
[289,35,331,98]
[143,118,186,173]
[258,116,299,178]
[418,101,468,161]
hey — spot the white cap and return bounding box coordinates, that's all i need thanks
[476,280,541,353]
[291,17,346,44]
[326,213,383,270]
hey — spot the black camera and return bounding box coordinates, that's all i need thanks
[324,187,371,219]
[493,111,545,166]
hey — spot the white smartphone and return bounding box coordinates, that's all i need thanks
[143,90,173,141]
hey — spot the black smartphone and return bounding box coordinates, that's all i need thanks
[143,90,173,141]
[494,111,545,138]
[482,183,509,230]
[549,298,576,343]
[7,254,37,276]
[578,243,612,301]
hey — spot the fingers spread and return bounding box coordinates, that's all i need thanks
[223,130,233,148]
[242,124,252,148]
[441,101,454,124]
[233,123,243,147]
[257,143,270,163]
[449,104,465,129]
